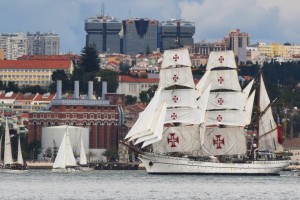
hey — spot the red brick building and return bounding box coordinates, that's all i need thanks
[28,81,125,150]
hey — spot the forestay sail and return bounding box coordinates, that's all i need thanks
[258,75,283,151]
[80,133,87,165]
[17,135,24,165]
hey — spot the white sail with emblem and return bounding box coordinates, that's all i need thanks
[200,127,247,156]
[159,67,195,89]
[153,126,201,153]
[159,89,197,108]
[206,110,248,126]
[161,48,191,68]
[207,91,245,110]
[198,70,241,91]
[206,51,237,70]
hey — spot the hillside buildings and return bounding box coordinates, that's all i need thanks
[225,29,250,57]
[0,32,60,60]
[0,59,73,87]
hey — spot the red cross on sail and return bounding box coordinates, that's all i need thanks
[172,95,178,103]
[173,54,179,61]
[171,113,177,120]
[173,75,179,82]
[218,98,224,105]
[213,135,225,149]
[167,133,179,147]
[218,56,224,63]
[218,77,224,84]
[216,115,223,122]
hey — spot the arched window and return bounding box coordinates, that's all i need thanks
[97,122,101,148]
[54,121,58,126]
[104,122,108,148]
[89,122,94,148]
[73,122,76,126]
[47,121,51,127]
[83,122,87,128]
[33,122,37,141]
[111,122,115,149]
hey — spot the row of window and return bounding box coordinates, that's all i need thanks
[0,69,55,72]
[33,113,116,119]
[0,75,50,78]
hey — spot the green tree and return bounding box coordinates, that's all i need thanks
[139,91,149,103]
[45,147,53,159]
[6,81,19,92]
[49,70,71,93]
[126,95,137,105]
[102,148,117,162]
[27,140,42,160]
[98,69,119,94]
[80,45,100,73]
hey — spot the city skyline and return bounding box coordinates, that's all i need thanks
[1,0,300,54]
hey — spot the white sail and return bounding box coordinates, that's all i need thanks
[258,75,283,152]
[0,135,2,162]
[244,90,256,125]
[140,103,167,148]
[199,70,242,91]
[79,133,87,165]
[161,48,191,69]
[242,79,254,99]
[206,51,237,70]
[259,107,283,151]
[125,89,161,140]
[196,70,211,95]
[53,127,77,169]
[207,91,246,110]
[17,135,24,165]
[201,127,247,156]
[206,110,248,126]
[153,125,201,153]
[159,89,197,108]
[159,67,195,89]
[4,118,13,165]
[165,107,205,124]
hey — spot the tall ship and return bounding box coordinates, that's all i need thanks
[125,49,290,175]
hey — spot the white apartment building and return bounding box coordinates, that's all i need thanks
[0,33,28,60]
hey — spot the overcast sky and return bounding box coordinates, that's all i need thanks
[1,0,299,54]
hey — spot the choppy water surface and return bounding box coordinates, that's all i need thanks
[0,170,299,200]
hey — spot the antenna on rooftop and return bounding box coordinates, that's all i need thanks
[101,1,105,17]
[128,9,131,18]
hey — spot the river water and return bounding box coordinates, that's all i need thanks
[0,170,299,200]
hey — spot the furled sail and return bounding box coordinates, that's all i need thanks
[161,48,191,69]
[200,127,247,156]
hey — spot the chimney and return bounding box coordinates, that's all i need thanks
[56,80,62,99]
[74,81,79,99]
[88,81,93,99]
[102,81,107,98]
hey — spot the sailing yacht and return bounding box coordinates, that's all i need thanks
[78,133,94,171]
[52,126,80,172]
[125,49,290,175]
[0,118,28,173]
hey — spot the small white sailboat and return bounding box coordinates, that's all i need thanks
[79,133,93,171]
[0,118,28,173]
[52,126,79,173]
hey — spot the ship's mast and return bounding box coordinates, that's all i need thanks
[256,65,262,148]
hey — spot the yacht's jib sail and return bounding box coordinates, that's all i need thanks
[200,127,247,156]
[4,118,13,165]
[258,75,283,152]
[53,127,77,169]
[17,135,24,165]
[80,133,87,165]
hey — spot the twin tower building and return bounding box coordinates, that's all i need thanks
[85,15,195,55]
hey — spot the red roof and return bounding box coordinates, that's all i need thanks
[34,93,56,101]
[119,75,159,83]
[17,54,80,60]
[0,92,19,99]
[15,93,38,101]
[0,60,72,69]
